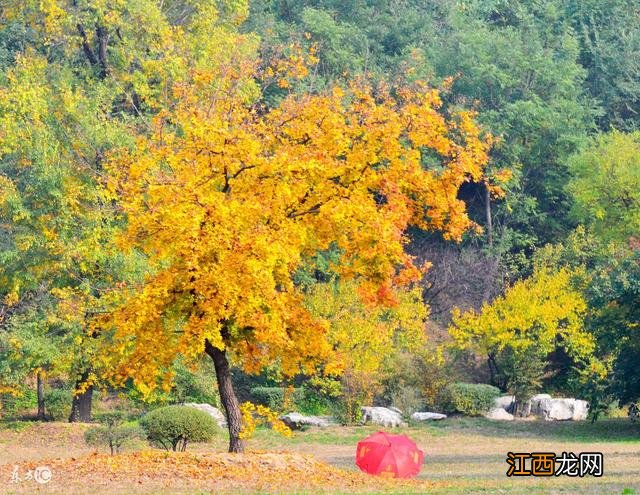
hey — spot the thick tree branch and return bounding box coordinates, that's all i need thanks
[77,24,98,66]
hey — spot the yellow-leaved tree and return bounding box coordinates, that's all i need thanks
[101,60,491,451]
[0,0,257,422]
[448,268,594,410]
[304,281,428,422]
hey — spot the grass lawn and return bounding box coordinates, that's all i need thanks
[0,417,639,494]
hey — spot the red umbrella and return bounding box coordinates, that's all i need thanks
[356,431,424,478]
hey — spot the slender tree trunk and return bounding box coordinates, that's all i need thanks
[205,340,244,453]
[484,182,493,248]
[68,371,94,422]
[36,371,46,421]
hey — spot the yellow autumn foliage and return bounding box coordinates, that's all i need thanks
[93,44,491,396]
[449,268,594,360]
[304,281,427,377]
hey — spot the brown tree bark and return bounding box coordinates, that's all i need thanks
[96,25,109,78]
[76,23,109,79]
[68,371,94,422]
[36,371,46,421]
[204,339,244,453]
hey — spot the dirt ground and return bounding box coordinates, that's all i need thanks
[0,418,639,494]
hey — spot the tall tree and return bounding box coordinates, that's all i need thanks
[0,0,254,420]
[567,0,640,130]
[566,131,640,243]
[449,268,594,407]
[99,64,491,452]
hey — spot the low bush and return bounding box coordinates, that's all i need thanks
[0,388,36,419]
[295,388,332,416]
[442,382,501,416]
[140,405,216,451]
[44,388,73,420]
[85,412,142,455]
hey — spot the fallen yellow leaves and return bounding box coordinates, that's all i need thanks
[1,449,441,494]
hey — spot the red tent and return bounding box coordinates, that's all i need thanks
[355,431,424,478]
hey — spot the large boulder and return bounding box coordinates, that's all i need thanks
[529,394,553,419]
[531,393,553,401]
[411,412,447,421]
[548,398,576,421]
[280,412,331,430]
[482,394,589,421]
[572,400,589,421]
[361,407,407,427]
[531,398,589,421]
[485,408,514,421]
[182,403,227,428]
[494,395,515,411]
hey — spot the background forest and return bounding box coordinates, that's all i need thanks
[0,0,639,451]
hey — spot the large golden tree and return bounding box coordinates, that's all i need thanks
[102,62,491,451]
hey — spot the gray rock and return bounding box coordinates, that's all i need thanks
[361,406,407,427]
[529,394,554,419]
[572,400,589,421]
[531,393,553,401]
[411,412,447,421]
[494,395,516,411]
[548,398,576,421]
[279,412,331,430]
[483,394,589,421]
[182,403,227,428]
[526,395,589,421]
[485,408,514,421]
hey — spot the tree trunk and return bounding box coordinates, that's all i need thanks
[68,371,94,422]
[484,182,493,248]
[36,371,46,421]
[205,340,244,453]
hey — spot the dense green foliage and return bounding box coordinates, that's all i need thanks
[1,0,639,430]
[250,387,303,410]
[442,382,501,416]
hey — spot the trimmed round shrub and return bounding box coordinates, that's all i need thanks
[442,382,501,416]
[140,405,216,451]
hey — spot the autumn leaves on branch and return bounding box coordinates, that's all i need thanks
[0,0,496,452]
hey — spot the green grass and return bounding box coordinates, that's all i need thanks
[0,420,33,432]
[232,418,640,494]
[243,416,640,449]
[419,416,640,443]
[3,417,639,494]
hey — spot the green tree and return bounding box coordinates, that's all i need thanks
[449,268,594,408]
[567,0,640,130]
[567,131,640,243]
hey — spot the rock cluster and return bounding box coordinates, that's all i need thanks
[486,394,589,421]
[360,406,407,427]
